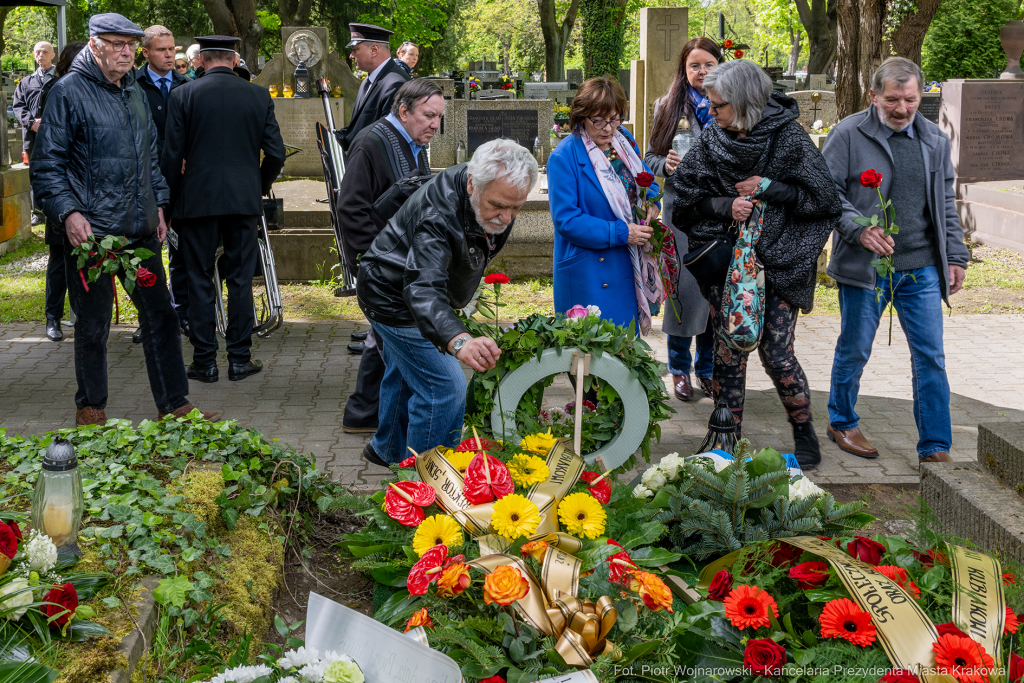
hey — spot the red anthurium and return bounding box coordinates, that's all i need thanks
[407,545,466,595]
[606,539,639,584]
[398,455,417,468]
[456,436,497,454]
[384,480,437,527]
[463,453,514,504]
[580,471,611,504]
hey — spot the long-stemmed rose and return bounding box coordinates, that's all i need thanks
[71,235,156,323]
[854,168,908,344]
[481,273,510,425]
[633,172,679,319]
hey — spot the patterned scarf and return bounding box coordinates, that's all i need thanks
[580,129,663,335]
[689,85,712,128]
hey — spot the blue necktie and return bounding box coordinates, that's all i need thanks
[160,78,169,104]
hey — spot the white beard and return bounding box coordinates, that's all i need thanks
[878,107,915,133]
[470,191,509,235]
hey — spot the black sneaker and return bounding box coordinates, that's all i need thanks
[793,422,821,471]
[362,443,390,468]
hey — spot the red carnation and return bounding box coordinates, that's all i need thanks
[42,583,78,628]
[635,172,655,188]
[880,669,921,683]
[733,50,744,58]
[723,39,734,48]
[7,521,21,542]
[483,273,510,285]
[136,266,157,288]
[743,638,786,676]
[860,169,883,189]
[789,561,830,590]
[1010,652,1024,683]
[846,536,886,565]
[936,623,968,639]
[707,570,733,601]
[0,523,17,559]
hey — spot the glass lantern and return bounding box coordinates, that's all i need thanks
[31,438,84,556]
[671,117,694,160]
[696,397,738,455]
[293,61,310,98]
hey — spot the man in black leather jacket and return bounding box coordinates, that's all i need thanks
[356,138,538,467]
[31,13,218,427]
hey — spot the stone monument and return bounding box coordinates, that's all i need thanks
[999,20,1024,79]
[430,99,554,168]
[787,90,838,131]
[0,93,33,256]
[628,7,689,155]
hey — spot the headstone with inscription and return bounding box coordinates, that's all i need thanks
[809,74,827,90]
[467,110,538,152]
[524,82,569,100]
[919,92,941,124]
[939,79,1024,183]
[628,7,689,155]
[430,99,554,168]
[276,98,347,176]
[787,90,838,132]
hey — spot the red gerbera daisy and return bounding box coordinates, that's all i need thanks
[723,584,779,630]
[873,565,921,599]
[1006,606,1019,635]
[819,598,877,647]
[932,633,994,683]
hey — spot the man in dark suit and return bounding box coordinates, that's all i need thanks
[334,23,409,156]
[340,78,442,434]
[161,35,286,383]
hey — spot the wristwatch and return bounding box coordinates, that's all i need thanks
[450,335,469,356]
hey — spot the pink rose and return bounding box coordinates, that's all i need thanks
[566,304,589,319]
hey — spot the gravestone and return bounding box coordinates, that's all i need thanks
[430,99,554,167]
[547,89,575,105]
[809,74,827,90]
[524,82,569,100]
[566,69,583,85]
[940,79,1024,183]
[777,79,796,91]
[275,98,347,176]
[919,92,941,124]
[467,110,538,152]
[787,90,838,131]
[629,7,689,155]
[619,69,631,98]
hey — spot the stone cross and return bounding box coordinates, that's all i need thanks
[809,91,822,122]
[655,14,681,62]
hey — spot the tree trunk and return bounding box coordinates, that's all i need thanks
[537,0,580,82]
[0,8,11,64]
[889,0,942,64]
[199,0,264,74]
[580,0,628,78]
[279,0,313,28]
[794,0,838,74]
[788,18,802,75]
[836,0,885,118]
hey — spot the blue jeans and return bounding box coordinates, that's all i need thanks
[370,322,467,464]
[667,329,715,378]
[828,266,951,458]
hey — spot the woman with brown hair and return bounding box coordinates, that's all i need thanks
[645,36,723,402]
[548,76,662,333]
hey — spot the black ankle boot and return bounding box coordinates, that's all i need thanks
[793,422,821,471]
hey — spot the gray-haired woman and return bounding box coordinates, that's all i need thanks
[671,59,841,470]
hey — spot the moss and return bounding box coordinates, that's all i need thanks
[55,636,127,683]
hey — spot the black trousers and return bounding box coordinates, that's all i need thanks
[64,234,189,413]
[176,214,258,367]
[343,330,384,428]
[167,240,189,327]
[45,243,67,321]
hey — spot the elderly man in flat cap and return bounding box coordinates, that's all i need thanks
[31,12,218,426]
[335,23,409,156]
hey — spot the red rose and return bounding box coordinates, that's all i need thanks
[479,677,506,683]
[707,570,733,601]
[483,273,510,285]
[635,172,655,188]
[0,523,17,559]
[7,521,21,542]
[880,669,921,683]
[136,266,157,288]
[789,561,829,590]
[846,536,886,565]
[743,638,786,676]
[733,50,744,58]
[935,623,968,639]
[769,541,803,568]
[398,455,416,468]
[1011,652,1024,683]
[723,39,734,48]
[42,583,78,628]
[860,169,883,189]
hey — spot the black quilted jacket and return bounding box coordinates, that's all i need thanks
[30,49,169,239]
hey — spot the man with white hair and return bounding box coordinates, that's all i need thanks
[13,40,55,165]
[356,138,538,466]
[822,56,970,469]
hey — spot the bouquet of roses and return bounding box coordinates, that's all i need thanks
[71,234,156,295]
[500,75,514,91]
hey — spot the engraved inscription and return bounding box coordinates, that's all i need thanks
[467,109,538,153]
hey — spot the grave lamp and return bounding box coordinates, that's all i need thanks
[696,397,737,455]
[31,438,84,557]
[293,61,311,98]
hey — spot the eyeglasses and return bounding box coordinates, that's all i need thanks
[687,62,717,73]
[175,64,187,70]
[708,100,731,112]
[588,117,624,130]
[96,36,139,52]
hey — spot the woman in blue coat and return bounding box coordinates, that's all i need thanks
[548,76,662,334]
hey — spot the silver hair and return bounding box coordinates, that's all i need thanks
[871,56,923,94]
[142,25,172,49]
[466,138,538,194]
[186,44,200,59]
[702,59,773,132]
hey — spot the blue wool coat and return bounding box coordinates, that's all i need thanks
[548,129,660,330]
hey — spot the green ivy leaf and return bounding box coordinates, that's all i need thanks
[154,575,194,608]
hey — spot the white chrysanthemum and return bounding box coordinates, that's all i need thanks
[640,466,667,490]
[632,484,654,498]
[812,119,823,131]
[0,578,32,620]
[208,665,273,683]
[279,646,321,669]
[321,652,351,665]
[25,530,57,573]
[299,661,328,683]
[586,305,601,318]
[280,678,300,683]
[789,476,825,501]
[658,452,684,480]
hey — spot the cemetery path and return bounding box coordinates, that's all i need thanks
[1,314,1022,491]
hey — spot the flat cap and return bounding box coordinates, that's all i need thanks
[346,23,393,48]
[195,34,240,52]
[89,13,145,38]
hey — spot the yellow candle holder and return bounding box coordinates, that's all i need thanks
[331,85,343,98]
[283,84,294,98]
[268,85,278,98]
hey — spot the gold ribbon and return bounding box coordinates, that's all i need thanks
[947,543,1005,663]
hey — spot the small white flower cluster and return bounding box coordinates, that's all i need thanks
[811,119,824,132]
[789,475,826,501]
[208,665,273,683]
[585,305,601,318]
[278,648,363,683]
[632,452,685,498]
[25,530,57,573]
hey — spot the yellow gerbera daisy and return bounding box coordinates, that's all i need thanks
[558,492,607,539]
[490,494,541,540]
[444,449,476,473]
[520,432,558,455]
[412,515,464,556]
[507,454,551,488]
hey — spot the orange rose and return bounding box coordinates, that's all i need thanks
[627,571,674,613]
[483,565,530,605]
[520,540,550,562]
[404,607,432,632]
[436,562,471,598]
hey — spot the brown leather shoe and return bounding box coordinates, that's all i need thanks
[159,403,222,423]
[919,451,953,464]
[75,406,107,426]
[673,374,692,401]
[697,376,715,399]
[827,425,879,459]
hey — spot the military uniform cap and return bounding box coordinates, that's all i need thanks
[346,23,393,48]
[88,13,145,38]
[195,35,240,52]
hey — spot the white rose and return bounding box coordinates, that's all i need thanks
[789,476,825,501]
[632,484,654,498]
[0,578,32,621]
[586,305,601,318]
[640,467,667,490]
[658,453,684,480]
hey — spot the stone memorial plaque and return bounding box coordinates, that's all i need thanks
[274,97,346,177]
[919,92,941,124]
[524,82,568,100]
[467,109,538,153]
[941,79,1024,182]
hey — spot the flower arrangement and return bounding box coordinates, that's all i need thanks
[633,172,680,319]
[196,647,365,683]
[721,38,745,60]
[553,103,571,120]
[468,76,480,91]
[500,75,515,91]
[70,234,157,322]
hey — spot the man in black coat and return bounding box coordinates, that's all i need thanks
[135,24,190,344]
[334,23,409,156]
[13,41,55,164]
[161,35,286,384]
[340,79,442,434]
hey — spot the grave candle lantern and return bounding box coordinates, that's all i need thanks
[696,397,737,455]
[293,61,310,98]
[31,438,84,556]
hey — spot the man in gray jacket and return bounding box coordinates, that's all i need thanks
[821,57,969,468]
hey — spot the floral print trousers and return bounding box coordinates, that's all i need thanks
[707,283,812,435]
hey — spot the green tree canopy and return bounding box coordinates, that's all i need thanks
[922,0,1022,80]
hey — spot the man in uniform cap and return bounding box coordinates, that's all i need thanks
[334,23,409,156]
[162,35,286,383]
[31,12,218,425]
